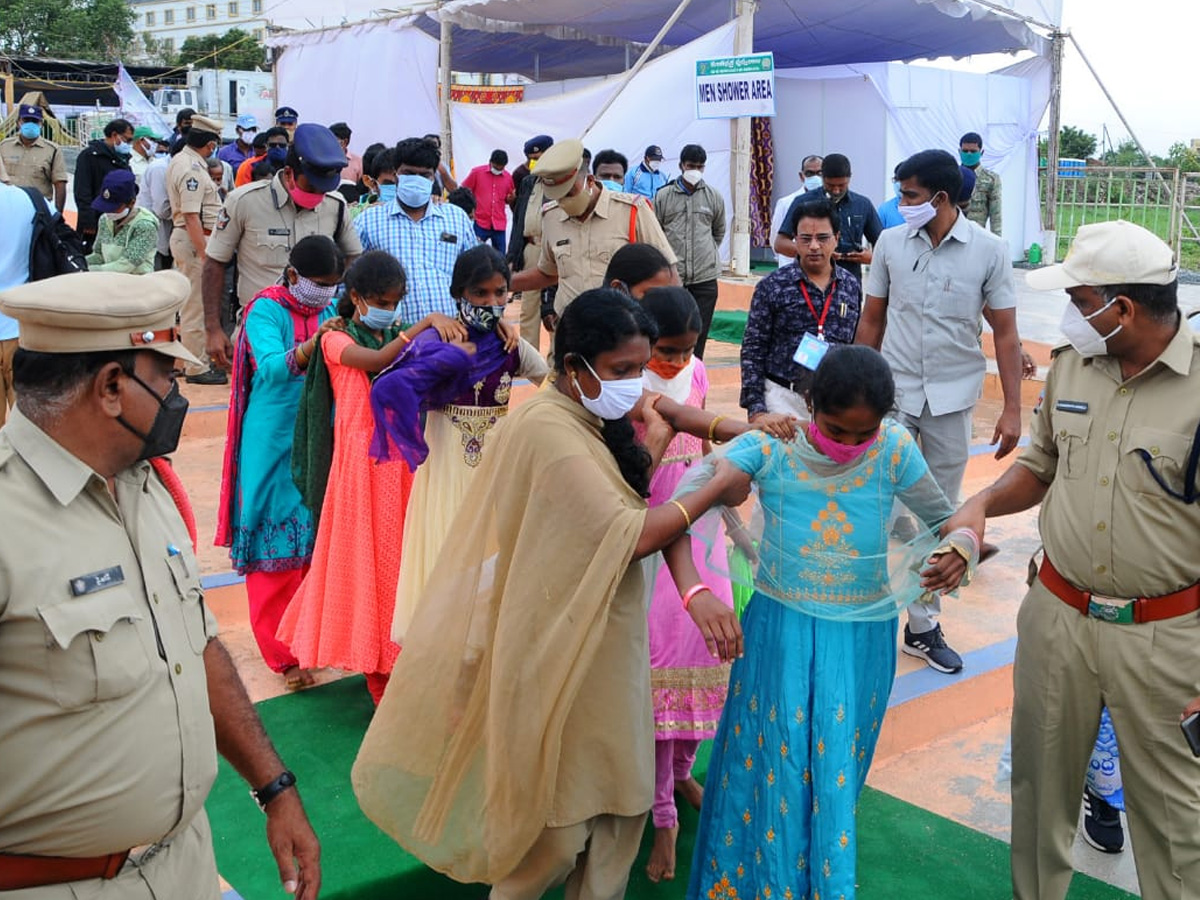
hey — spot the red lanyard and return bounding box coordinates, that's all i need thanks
[799,278,836,338]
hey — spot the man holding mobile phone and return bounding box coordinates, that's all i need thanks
[943,220,1200,900]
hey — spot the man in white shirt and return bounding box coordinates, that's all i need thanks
[770,155,822,266]
[139,146,175,271]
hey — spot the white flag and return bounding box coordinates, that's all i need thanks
[113,63,174,140]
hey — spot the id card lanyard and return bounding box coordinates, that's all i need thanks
[800,277,835,340]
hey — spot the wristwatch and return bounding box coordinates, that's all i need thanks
[251,770,296,812]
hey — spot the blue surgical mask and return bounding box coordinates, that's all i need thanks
[803,175,823,191]
[377,182,398,204]
[360,304,398,331]
[397,173,434,209]
[600,179,623,193]
[114,141,132,156]
[266,146,288,166]
[19,122,41,141]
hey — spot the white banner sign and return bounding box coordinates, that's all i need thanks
[113,63,174,140]
[695,53,776,120]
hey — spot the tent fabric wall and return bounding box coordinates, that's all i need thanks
[770,61,1049,260]
[271,18,441,151]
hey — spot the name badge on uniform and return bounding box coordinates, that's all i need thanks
[68,565,125,597]
[1055,400,1089,414]
[440,232,458,244]
[268,228,291,237]
[556,239,570,247]
[793,332,829,370]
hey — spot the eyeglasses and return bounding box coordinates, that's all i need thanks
[796,233,834,245]
[802,170,822,178]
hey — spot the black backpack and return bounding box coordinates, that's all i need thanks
[21,187,88,281]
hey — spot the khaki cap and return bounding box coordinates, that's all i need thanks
[0,271,201,364]
[189,114,223,136]
[536,138,585,200]
[1027,220,1178,291]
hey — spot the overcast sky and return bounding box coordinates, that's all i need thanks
[921,0,1197,155]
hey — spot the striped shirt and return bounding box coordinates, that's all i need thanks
[354,199,478,323]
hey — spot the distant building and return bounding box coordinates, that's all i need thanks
[127,0,268,58]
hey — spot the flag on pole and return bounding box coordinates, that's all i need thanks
[113,63,174,139]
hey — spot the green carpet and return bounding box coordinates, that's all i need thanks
[709,310,748,346]
[208,677,1135,900]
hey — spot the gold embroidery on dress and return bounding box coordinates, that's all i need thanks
[444,403,508,468]
[494,372,512,406]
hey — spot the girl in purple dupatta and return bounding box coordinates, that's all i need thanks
[370,246,548,643]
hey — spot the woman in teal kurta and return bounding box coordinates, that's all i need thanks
[671,347,970,900]
[216,236,344,683]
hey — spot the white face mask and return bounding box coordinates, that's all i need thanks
[647,160,660,173]
[899,195,941,231]
[573,357,644,420]
[681,169,702,186]
[803,175,823,191]
[106,206,133,222]
[1060,297,1122,358]
[490,166,503,176]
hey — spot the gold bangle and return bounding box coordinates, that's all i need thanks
[707,414,728,444]
[295,343,309,366]
[670,499,692,529]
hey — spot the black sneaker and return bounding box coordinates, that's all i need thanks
[185,369,229,386]
[902,624,964,673]
[1082,786,1124,853]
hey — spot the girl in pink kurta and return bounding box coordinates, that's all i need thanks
[638,287,735,883]
[280,251,468,704]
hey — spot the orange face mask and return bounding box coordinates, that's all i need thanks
[647,357,689,379]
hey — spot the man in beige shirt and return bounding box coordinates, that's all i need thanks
[166,114,225,383]
[509,139,678,330]
[0,270,319,898]
[0,104,67,212]
[944,220,1200,900]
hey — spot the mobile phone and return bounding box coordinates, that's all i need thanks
[1182,711,1200,757]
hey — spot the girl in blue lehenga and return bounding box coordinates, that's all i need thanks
[665,346,974,900]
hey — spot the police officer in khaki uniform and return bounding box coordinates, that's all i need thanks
[203,123,362,370]
[0,104,68,212]
[509,139,678,329]
[167,114,225,384]
[944,221,1200,900]
[0,270,320,898]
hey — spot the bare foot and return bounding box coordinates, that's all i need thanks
[283,666,317,691]
[645,825,678,883]
[675,776,704,810]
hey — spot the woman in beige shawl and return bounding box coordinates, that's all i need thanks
[354,288,751,900]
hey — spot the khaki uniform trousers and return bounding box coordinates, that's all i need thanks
[1011,579,1200,900]
[0,337,17,427]
[518,241,544,350]
[5,811,220,900]
[169,229,210,376]
[490,812,648,900]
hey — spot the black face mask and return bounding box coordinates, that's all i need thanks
[117,371,189,460]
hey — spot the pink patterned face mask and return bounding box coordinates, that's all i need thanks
[807,421,877,465]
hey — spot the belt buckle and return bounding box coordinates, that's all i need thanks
[1087,595,1135,624]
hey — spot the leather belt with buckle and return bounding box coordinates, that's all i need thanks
[765,373,803,393]
[1038,555,1200,625]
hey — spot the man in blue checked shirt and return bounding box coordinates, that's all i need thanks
[355,137,477,324]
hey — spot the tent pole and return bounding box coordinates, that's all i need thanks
[439,12,453,168]
[1043,30,1063,255]
[729,0,756,277]
[1066,32,1156,176]
[580,0,697,138]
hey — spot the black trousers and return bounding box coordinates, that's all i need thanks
[685,279,720,359]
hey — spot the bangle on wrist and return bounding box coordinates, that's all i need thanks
[708,414,728,444]
[397,330,412,344]
[670,499,692,529]
[251,770,296,812]
[681,583,712,610]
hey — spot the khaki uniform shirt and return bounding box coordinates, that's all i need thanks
[166,146,222,230]
[0,136,67,199]
[1017,323,1200,597]
[0,409,218,858]
[538,188,678,313]
[206,171,363,305]
[522,181,546,241]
